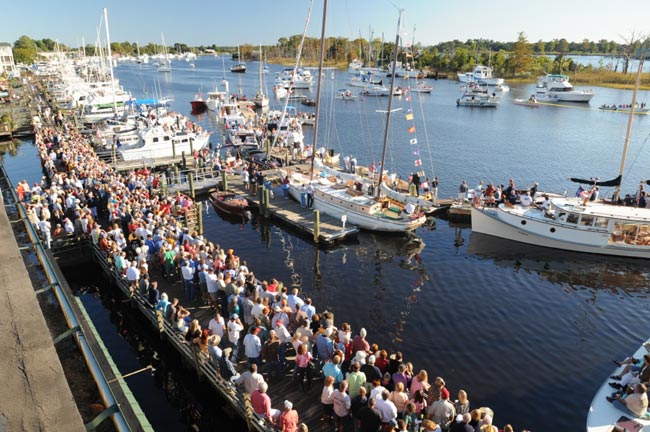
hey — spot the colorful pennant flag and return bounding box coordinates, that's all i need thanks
[409,138,418,145]
[408,126,416,133]
[405,113,414,121]
[414,159,422,167]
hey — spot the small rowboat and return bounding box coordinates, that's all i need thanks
[208,190,249,216]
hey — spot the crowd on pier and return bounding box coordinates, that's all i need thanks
[24,82,533,432]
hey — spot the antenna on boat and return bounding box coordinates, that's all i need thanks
[103,8,118,115]
[613,41,647,201]
[375,8,404,200]
[309,0,328,182]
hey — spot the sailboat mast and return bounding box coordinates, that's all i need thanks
[375,9,403,199]
[309,0,328,181]
[259,44,263,95]
[614,47,646,200]
[103,8,118,114]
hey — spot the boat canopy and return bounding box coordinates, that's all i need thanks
[569,175,621,187]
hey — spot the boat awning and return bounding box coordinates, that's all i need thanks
[569,175,621,187]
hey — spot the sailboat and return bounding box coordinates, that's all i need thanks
[230,46,246,73]
[280,6,426,233]
[471,55,650,259]
[252,45,269,108]
[157,33,171,72]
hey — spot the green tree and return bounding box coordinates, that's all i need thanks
[506,32,533,76]
[558,38,569,53]
[13,35,37,64]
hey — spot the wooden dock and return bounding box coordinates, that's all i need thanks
[222,168,359,245]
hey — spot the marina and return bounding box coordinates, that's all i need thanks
[4,7,650,432]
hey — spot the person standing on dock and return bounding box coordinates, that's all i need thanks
[306,183,314,209]
[278,400,299,432]
[181,260,195,303]
[227,313,244,362]
[243,326,263,368]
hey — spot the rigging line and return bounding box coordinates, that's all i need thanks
[409,74,436,179]
[623,129,650,181]
[271,0,315,151]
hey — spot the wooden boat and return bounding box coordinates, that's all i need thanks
[208,190,249,216]
[586,338,650,432]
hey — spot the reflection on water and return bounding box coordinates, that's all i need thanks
[467,232,650,294]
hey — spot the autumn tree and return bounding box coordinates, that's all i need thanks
[506,32,533,76]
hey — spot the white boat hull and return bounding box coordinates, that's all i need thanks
[586,338,650,432]
[471,205,650,258]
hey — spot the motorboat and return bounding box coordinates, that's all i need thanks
[189,93,207,112]
[274,67,313,89]
[513,97,540,107]
[118,125,210,162]
[456,91,498,108]
[348,58,363,74]
[457,65,504,86]
[361,85,391,97]
[335,89,357,101]
[411,82,433,94]
[535,74,594,102]
[599,103,650,115]
[586,338,650,432]
[208,190,250,216]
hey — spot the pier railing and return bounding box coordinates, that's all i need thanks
[86,240,276,432]
[0,164,143,432]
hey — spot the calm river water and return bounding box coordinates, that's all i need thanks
[4,57,650,431]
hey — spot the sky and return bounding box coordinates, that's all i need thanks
[3,0,650,48]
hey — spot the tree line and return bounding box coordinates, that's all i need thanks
[9,33,647,77]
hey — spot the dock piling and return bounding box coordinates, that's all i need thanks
[188,173,195,199]
[264,188,271,218]
[313,210,320,243]
[222,171,228,191]
[182,151,187,169]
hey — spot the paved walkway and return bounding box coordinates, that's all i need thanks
[0,196,85,431]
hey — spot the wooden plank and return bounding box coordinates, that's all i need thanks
[221,170,359,245]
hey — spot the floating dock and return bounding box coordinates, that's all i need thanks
[221,167,360,245]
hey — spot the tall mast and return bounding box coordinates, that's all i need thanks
[309,0,328,181]
[375,9,403,199]
[103,8,118,114]
[614,44,646,201]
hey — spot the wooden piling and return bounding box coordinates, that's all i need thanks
[197,202,203,235]
[264,188,271,218]
[182,151,187,169]
[188,173,195,199]
[222,171,228,191]
[313,209,320,243]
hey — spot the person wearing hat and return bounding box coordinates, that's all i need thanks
[227,313,243,362]
[218,347,238,380]
[450,413,473,432]
[243,326,263,368]
[207,335,222,368]
[278,400,299,432]
[428,385,456,431]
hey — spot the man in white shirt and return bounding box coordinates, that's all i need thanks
[286,288,304,313]
[227,313,244,362]
[519,191,533,207]
[208,311,225,340]
[180,260,195,303]
[300,298,316,321]
[375,390,397,426]
[206,268,219,307]
[243,327,263,368]
[125,261,140,287]
[234,363,266,394]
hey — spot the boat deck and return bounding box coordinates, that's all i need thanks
[224,166,359,245]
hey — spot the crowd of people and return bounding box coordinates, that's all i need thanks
[26,82,532,432]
